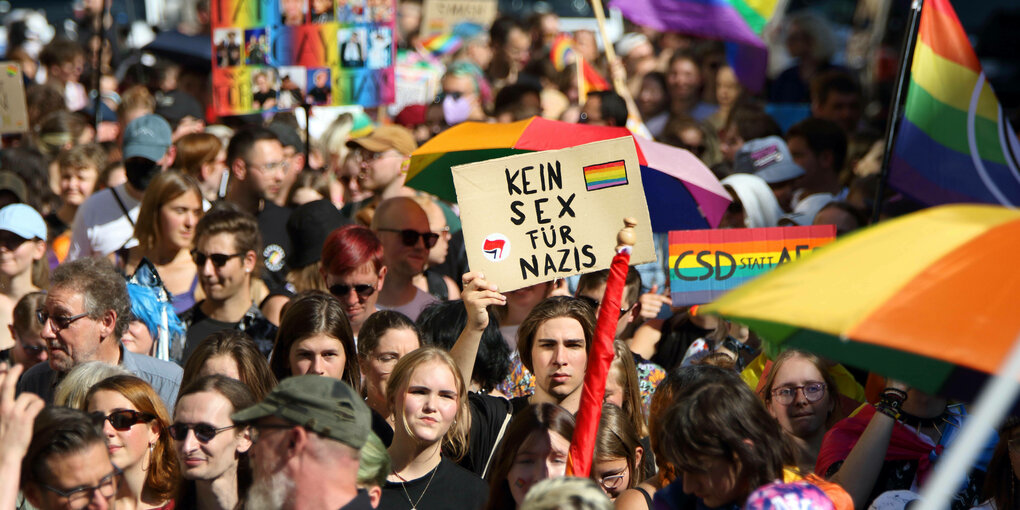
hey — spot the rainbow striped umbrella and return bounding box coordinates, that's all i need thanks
[405,117,731,230]
[699,204,1020,401]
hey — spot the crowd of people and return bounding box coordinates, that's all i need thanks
[0,1,1011,510]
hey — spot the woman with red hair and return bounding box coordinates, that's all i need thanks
[320,224,386,338]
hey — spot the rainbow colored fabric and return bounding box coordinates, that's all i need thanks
[608,0,769,92]
[889,0,1020,206]
[546,34,609,95]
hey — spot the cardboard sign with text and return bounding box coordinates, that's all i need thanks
[453,137,655,292]
[669,225,837,306]
[420,0,498,37]
[0,63,28,134]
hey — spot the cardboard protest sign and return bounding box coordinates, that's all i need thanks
[669,225,836,307]
[0,63,28,134]
[420,0,498,36]
[210,0,395,115]
[453,137,655,292]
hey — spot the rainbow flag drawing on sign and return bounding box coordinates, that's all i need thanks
[888,0,1020,206]
[669,225,836,306]
[5,65,18,77]
[583,160,628,191]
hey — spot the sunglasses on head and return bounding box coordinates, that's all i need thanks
[168,422,237,443]
[329,283,376,299]
[191,250,243,268]
[377,228,439,249]
[90,410,156,431]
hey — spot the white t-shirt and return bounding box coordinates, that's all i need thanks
[67,184,140,260]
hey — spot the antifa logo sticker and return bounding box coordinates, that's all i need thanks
[263,244,286,272]
[482,234,510,262]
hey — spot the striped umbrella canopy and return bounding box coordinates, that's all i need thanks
[699,204,1020,401]
[406,116,731,230]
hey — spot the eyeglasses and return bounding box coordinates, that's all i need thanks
[249,422,295,443]
[354,147,399,162]
[168,422,236,443]
[577,296,631,319]
[191,250,243,268]
[36,310,90,330]
[771,382,827,405]
[246,160,288,174]
[598,472,626,491]
[329,283,376,299]
[377,228,439,249]
[90,410,156,431]
[39,467,121,510]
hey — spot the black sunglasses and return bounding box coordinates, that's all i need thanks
[191,250,243,268]
[90,410,156,431]
[329,283,376,299]
[168,422,237,443]
[577,296,631,319]
[377,228,439,249]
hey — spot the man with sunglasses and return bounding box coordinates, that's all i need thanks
[232,375,374,510]
[371,197,438,321]
[21,407,120,510]
[180,203,277,363]
[321,225,387,338]
[17,257,182,410]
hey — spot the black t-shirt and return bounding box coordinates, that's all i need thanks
[458,392,512,478]
[378,458,488,510]
[650,316,714,371]
[181,306,238,364]
[340,490,374,510]
[258,201,293,294]
[253,89,276,108]
[372,408,394,447]
[308,86,331,104]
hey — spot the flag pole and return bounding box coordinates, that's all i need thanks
[588,0,644,125]
[870,0,923,224]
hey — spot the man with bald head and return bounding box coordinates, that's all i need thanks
[371,197,439,320]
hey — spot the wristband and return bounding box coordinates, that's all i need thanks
[881,388,908,404]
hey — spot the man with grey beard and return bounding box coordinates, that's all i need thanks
[232,375,373,510]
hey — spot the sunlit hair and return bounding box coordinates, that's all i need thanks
[54,361,131,409]
[610,340,647,437]
[593,403,644,490]
[385,346,469,461]
[657,380,797,505]
[321,224,383,276]
[517,296,596,374]
[134,170,203,252]
[521,477,613,510]
[356,432,391,489]
[181,330,277,402]
[85,375,180,502]
[758,349,838,430]
[486,403,576,510]
[268,291,360,392]
[174,133,223,179]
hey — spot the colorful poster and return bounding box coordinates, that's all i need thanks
[210,0,396,115]
[668,225,837,307]
[420,0,498,37]
[452,137,655,292]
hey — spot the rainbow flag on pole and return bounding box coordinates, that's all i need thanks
[888,0,1020,206]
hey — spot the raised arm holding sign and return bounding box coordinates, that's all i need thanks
[452,137,656,292]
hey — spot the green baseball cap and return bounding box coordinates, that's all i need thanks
[231,375,371,449]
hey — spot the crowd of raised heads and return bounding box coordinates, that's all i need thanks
[0,3,1010,510]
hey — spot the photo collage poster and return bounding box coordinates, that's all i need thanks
[211,0,396,115]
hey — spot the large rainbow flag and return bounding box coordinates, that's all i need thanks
[888,0,1020,206]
